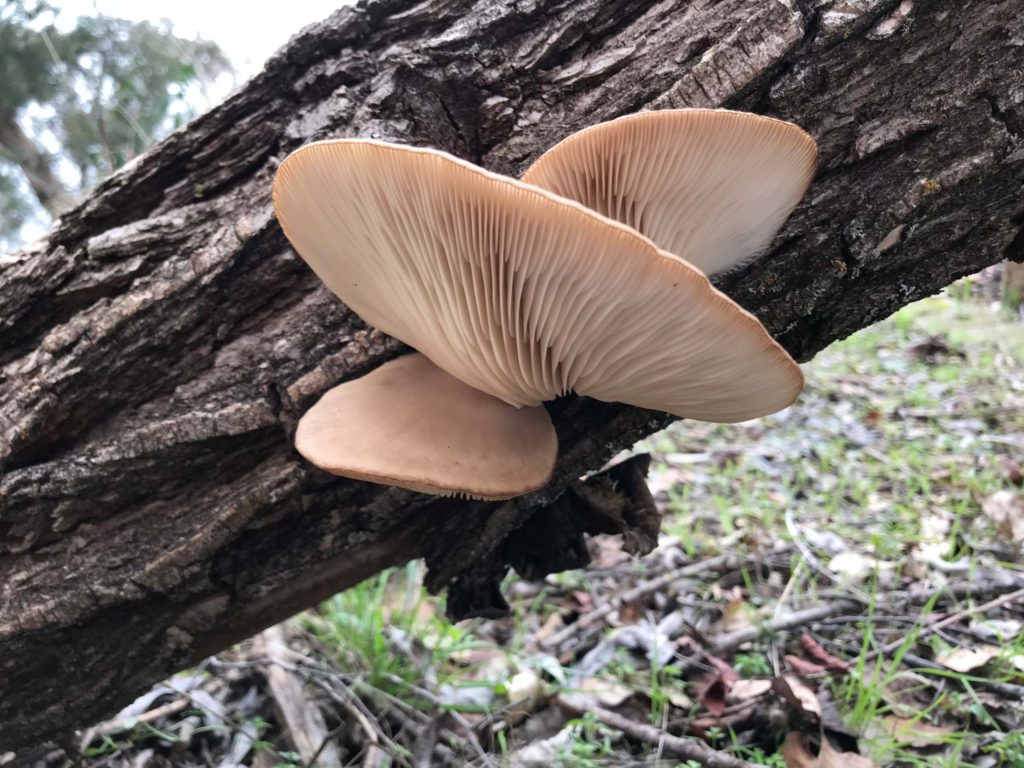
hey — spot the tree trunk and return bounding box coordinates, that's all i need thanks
[1,0,1022,753]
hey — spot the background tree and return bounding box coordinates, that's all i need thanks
[0,0,229,251]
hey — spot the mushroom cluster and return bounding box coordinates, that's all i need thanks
[273,109,818,500]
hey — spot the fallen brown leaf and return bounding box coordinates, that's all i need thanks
[935,645,1000,673]
[799,633,850,673]
[729,679,773,702]
[773,676,822,720]
[782,731,878,768]
[878,716,955,747]
[697,655,739,718]
[981,490,1024,544]
[716,587,753,633]
[786,654,828,677]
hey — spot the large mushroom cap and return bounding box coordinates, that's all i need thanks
[273,138,802,422]
[296,353,557,499]
[522,109,818,277]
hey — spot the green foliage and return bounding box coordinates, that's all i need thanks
[304,563,478,701]
[733,652,772,678]
[0,162,37,249]
[47,13,228,187]
[0,0,230,248]
[984,730,1024,767]
[559,712,622,766]
[0,1,64,111]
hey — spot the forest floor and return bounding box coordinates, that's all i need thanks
[68,276,1024,768]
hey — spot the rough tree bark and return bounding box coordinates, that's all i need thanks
[1,0,1022,753]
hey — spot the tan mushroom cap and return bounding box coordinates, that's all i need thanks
[296,353,557,499]
[522,109,818,277]
[273,138,803,422]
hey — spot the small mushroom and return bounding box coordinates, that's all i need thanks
[296,353,557,499]
[274,132,805,497]
[522,109,818,276]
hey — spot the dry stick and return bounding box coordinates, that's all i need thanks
[362,744,387,768]
[308,724,349,768]
[81,697,190,749]
[897,651,1024,702]
[258,626,344,768]
[709,600,861,656]
[784,510,871,603]
[541,553,736,651]
[835,640,1024,703]
[307,676,412,768]
[708,580,1024,659]
[306,667,464,766]
[905,572,1024,604]
[769,558,808,677]
[351,683,461,767]
[412,715,444,768]
[383,674,497,768]
[560,700,768,768]
[868,586,1024,661]
[230,638,468,765]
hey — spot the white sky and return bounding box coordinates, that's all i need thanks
[53,1,347,80]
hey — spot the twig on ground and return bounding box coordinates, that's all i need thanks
[897,652,1024,703]
[82,697,189,742]
[361,744,387,768]
[709,600,861,656]
[412,714,444,768]
[541,553,737,652]
[211,650,469,766]
[905,572,1024,605]
[868,586,1024,661]
[558,697,768,768]
[383,674,497,768]
[257,626,343,768]
[305,674,411,768]
[833,640,1024,703]
[785,510,871,603]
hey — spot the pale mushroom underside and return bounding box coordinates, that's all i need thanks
[296,352,557,500]
[522,109,818,277]
[273,138,803,423]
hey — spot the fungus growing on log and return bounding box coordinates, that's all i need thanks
[523,109,818,277]
[272,113,814,498]
[296,352,558,500]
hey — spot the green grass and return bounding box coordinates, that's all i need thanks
[297,286,1024,767]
